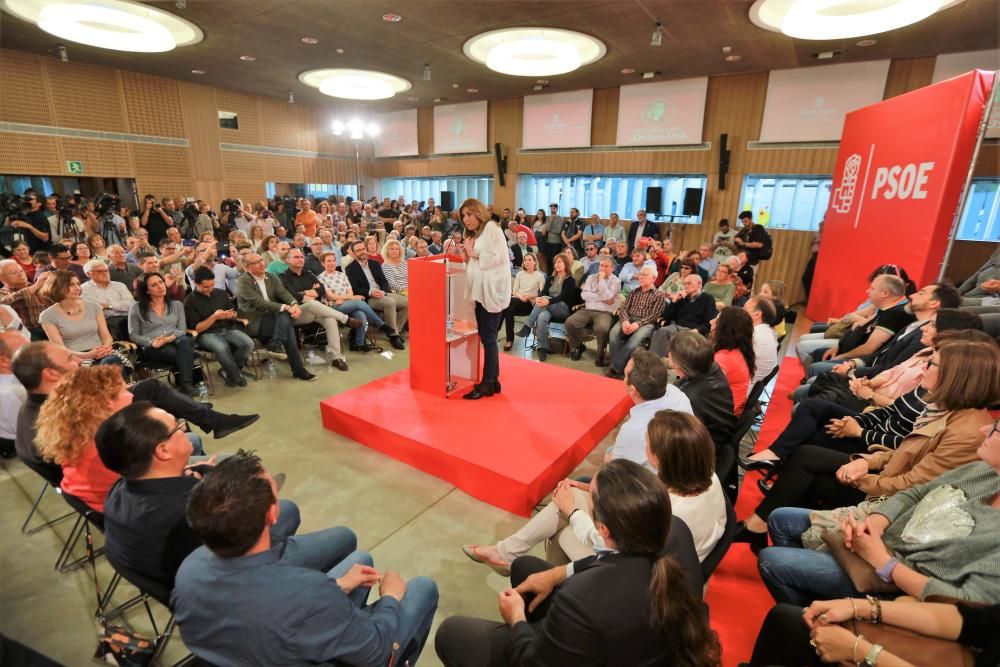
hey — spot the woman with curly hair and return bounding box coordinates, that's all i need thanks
[711,306,756,415]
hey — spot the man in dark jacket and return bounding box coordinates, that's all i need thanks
[649,275,718,356]
[344,240,406,349]
[669,330,737,454]
[625,209,659,252]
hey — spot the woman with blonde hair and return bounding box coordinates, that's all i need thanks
[502,252,545,351]
[380,238,408,294]
[460,198,511,400]
[86,233,109,262]
[759,279,788,336]
[249,223,266,251]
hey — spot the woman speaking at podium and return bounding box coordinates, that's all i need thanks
[460,198,512,400]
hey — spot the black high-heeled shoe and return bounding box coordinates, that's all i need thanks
[738,457,782,473]
[732,522,769,555]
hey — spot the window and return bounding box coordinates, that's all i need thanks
[265,183,358,200]
[740,175,831,231]
[519,174,708,222]
[956,178,1000,242]
[218,111,239,130]
[379,176,493,206]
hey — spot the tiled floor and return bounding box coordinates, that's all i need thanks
[0,336,616,666]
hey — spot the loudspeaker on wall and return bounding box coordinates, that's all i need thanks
[683,188,703,216]
[440,191,455,211]
[645,186,663,215]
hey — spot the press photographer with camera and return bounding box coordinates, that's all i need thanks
[89,193,128,247]
[5,193,51,254]
[137,193,174,246]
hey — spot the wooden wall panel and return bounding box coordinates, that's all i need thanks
[120,71,187,137]
[973,144,999,177]
[0,132,61,174]
[883,57,935,99]
[0,50,52,125]
[222,181,267,205]
[591,87,619,146]
[260,98,301,149]
[44,60,127,133]
[129,145,194,197]
[178,82,224,190]
[262,155,305,183]
[417,108,434,156]
[221,151,265,182]
[303,157,358,185]
[216,89,261,145]
[59,138,133,177]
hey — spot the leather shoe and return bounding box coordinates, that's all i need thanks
[389,335,405,350]
[516,325,530,338]
[537,348,548,361]
[349,342,374,353]
[738,457,781,473]
[595,351,608,367]
[213,413,260,439]
[605,368,624,379]
[733,522,769,555]
[569,344,584,361]
[345,317,363,330]
[332,358,349,371]
[217,367,240,388]
[493,381,501,394]
[294,371,318,382]
[463,382,496,400]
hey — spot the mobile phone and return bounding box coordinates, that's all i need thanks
[182,239,197,247]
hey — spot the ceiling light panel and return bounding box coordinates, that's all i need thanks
[299,68,412,100]
[464,27,606,77]
[749,0,965,40]
[1,0,203,52]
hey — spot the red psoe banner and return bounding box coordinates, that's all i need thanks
[808,70,995,321]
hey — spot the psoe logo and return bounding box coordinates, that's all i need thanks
[832,153,862,214]
[451,118,464,136]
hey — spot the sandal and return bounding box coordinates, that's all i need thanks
[461,544,512,576]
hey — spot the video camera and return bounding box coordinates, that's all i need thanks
[0,194,30,222]
[219,198,242,231]
[95,192,120,218]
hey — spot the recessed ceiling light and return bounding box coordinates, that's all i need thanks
[532,84,544,91]
[466,88,478,93]
[2,0,204,52]
[240,55,255,61]
[724,54,742,62]
[382,13,402,22]
[191,68,205,74]
[749,0,966,40]
[536,79,549,84]
[406,96,419,101]
[301,36,318,44]
[433,97,444,103]
[335,48,344,54]
[464,27,606,77]
[856,38,878,46]
[299,68,412,100]
[642,71,656,79]
[452,83,460,88]
[620,68,635,74]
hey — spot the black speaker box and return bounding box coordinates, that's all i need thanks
[682,188,703,216]
[440,191,456,211]
[645,186,663,215]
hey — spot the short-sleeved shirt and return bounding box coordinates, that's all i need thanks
[38,300,105,352]
[184,288,241,334]
[318,271,352,302]
[873,299,915,337]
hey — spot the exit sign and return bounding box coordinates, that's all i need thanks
[66,161,83,174]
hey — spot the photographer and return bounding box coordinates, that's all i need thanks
[88,194,128,247]
[194,202,217,239]
[136,193,174,246]
[7,193,51,254]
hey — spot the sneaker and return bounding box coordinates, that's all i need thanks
[266,344,288,361]
[294,371,318,382]
[213,413,260,439]
[345,317,363,330]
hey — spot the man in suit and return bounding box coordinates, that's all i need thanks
[344,240,406,350]
[625,209,659,252]
[235,253,316,381]
[510,231,536,272]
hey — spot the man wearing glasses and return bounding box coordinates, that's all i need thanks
[81,259,135,340]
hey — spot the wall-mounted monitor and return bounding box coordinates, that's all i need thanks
[616,77,708,146]
[933,50,1000,139]
[433,100,488,154]
[522,89,594,149]
[374,109,419,157]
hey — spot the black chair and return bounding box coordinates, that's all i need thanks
[54,488,105,573]
[715,445,738,504]
[700,496,737,583]
[16,454,74,536]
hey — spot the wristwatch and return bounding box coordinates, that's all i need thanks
[875,557,898,583]
[862,642,884,666]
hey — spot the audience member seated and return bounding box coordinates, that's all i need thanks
[704,263,736,306]
[185,241,241,294]
[749,597,1000,667]
[461,349,692,571]
[281,248,360,372]
[561,246,586,284]
[235,253,316,382]
[38,270,121,368]
[365,235,384,263]
[957,245,1000,306]
[128,272,199,396]
[744,296,779,385]
[735,336,1000,553]
[344,240,407,350]
[514,254,576,362]
[711,306,755,416]
[604,266,661,379]
[618,248,657,294]
[34,244,86,284]
[265,241,291,275]
[96,405,298,592]
[380,238,408,294]
[172,452,439,667]
[81,259,133,340]
[757,429,1000,607]
[649,274,718,357]
[0,259,52,339]
[136,253,186,301]
[438,460,719,667]
[35,365,206,512]
[759,280,787,337]
[648,239,675,287]
[565,256,621,365]
[610,240,631,274]
[185,266,254,387]
[0,332,27,459]
[502,252,545,351]
[578,241,600,276]
[107,244,141,287]
[669,331,737,454]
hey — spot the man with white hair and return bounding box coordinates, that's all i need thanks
[605,265,662,379]
[648,273,718,357]
[107,244,142,287]
[698,242,718,275]
[81,259,134,340]
[566,256,621,366]
[0,259,51,339]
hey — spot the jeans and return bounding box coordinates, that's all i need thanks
[197,329,254,381]
[141,334,196,385]
[608,321,654,373]
[757,508,859,605]
[807,360,839,378]
[279,525,358,575]
[334,299,384,346]
[796,333,837,365]
[271,499,302,542]
[525,301,570,349]
[475,303,503,384]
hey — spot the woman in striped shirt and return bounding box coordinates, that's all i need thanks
[380,238,408,295]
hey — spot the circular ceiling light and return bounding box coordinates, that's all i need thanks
[749,0,965,40]
[725,54,742,62]
[301,36,318,44]
[298,68,411,100]
[382,13,401,22]
[239,55,255,61]
[1,0,203,52]
[190,68,204,74]
[464,27,605,77]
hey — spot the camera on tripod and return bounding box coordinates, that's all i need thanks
[219,198,242,230]
[94,193,125,245]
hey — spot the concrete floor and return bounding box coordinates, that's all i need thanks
[0,336,618,666]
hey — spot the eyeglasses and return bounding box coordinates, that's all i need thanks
[989,420,1000,439]
[164,418,188,440]
[926,358,939,369]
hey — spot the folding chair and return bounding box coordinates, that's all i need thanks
[17,456,74,535]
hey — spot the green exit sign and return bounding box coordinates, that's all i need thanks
[66,160,83,174]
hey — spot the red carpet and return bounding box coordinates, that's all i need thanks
[320,355,632,516]
[706,358,804,666]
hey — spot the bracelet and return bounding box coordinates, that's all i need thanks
[849,597,860,621]
[866,595,882,624]
[863,643,884,666]
[852,634,864,665]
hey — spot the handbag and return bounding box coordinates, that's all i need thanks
[822,531,899,594]
[838,618,975,667]
[824,320,852,340]
[802,498,886,550]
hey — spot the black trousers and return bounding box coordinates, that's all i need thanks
[435,556,554,667]
[130,378,224,434]
[475,303,503,385]
[769,398,864,460]
[503,299,534,340]
[749,603,824,666]
[755,445,865,520]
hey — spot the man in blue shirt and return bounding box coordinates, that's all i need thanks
[617,248,657,293]
[173,452,439,667]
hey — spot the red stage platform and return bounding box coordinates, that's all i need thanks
[321,355,632,516]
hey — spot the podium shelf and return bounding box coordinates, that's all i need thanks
[446,328,479,343]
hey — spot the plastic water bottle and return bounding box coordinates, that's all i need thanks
[196,382,208,399]
[266,359,277,379]
[446,313,453,332]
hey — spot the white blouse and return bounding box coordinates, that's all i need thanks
[466,221,512,313]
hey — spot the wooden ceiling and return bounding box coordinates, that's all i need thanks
[1,0,998,112]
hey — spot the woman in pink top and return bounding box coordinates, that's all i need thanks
[711,307,756,416]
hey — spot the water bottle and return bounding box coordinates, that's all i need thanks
[196,382,208,399]
[446,313,453,332]
[267,359,277,379]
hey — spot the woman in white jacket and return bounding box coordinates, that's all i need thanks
[460,198,512,400]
